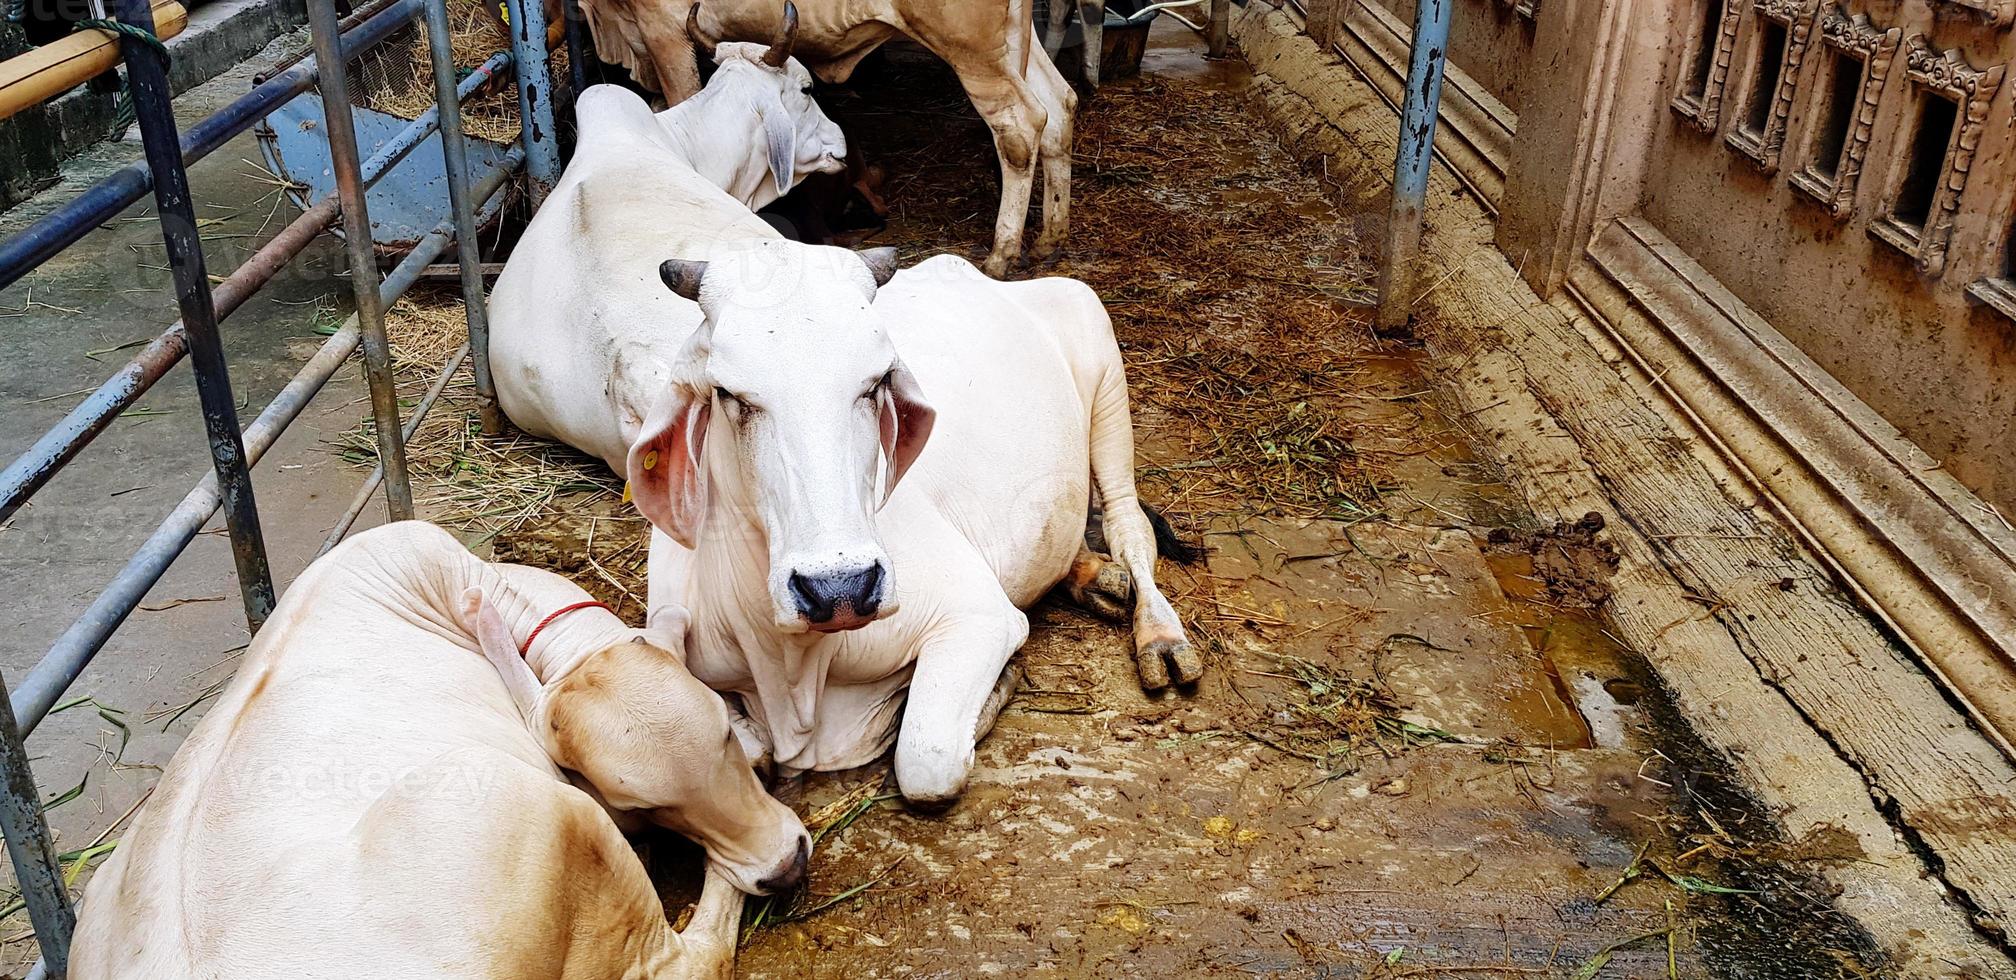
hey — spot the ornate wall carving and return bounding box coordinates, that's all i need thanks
[1870,35,2006,276]
[1725,0,1819,169]
[1788,8,1901,216]
[1671,0,1747,132]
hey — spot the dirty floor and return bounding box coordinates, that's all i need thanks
[343,23,1879,980]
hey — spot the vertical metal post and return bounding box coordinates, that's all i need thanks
[115,0,277,629]
[504,0,560,206]
[423,0,503,435]
[0,672,72,976]
[307,0,415,519]
[1207,0,1230,57]
[1374,0,1451,331]
[563,0,591,97]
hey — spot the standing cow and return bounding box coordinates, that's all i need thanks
[578,0,1076,276]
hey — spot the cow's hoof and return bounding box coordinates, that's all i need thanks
[981,253,1015,279]
[1136,635,1204,690]
[1028,241,1066,268]
[1063,561,1132,624]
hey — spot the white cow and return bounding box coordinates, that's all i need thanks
[638,251,1201,804]
[494,84,1194,811]
[69,521,808,980]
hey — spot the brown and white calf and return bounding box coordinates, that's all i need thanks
[69,521,807,979]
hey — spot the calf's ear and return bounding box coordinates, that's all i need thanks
[642,603,693,660]
[876,359,935,506]
[460,587,546,721]
[628,386,713,548]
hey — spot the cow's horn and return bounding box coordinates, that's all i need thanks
[686,3,714,60]
[762,0,797,68]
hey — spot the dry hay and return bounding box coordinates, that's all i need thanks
[334,289,649,614]
[358,0,569,144]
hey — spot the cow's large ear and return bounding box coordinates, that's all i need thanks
[628,385,712,547]
[875,358,935,506]
[641,603,693,661]
[762,93,795,198]
[460,587,547,721]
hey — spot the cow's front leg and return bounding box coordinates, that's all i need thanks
[949,64,1047,276]
[893,605,1030,807]
[673,867,746,980]
[1079,0,1106,88]
[1043,0,1071,59]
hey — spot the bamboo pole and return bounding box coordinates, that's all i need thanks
[0,0,188,123]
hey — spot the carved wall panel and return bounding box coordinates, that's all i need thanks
[1788,8,1902,216]
[1671,0,1747,132]
[1725,0,1820,169]
[1870,35,2006,276]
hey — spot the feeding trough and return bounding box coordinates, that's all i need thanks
[253,6,561,254]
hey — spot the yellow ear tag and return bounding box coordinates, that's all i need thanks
[621,481,633,504]
[642,449,660,471]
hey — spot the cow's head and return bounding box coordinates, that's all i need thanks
[627,240,934,633]
[459,588,811,895]
[676,1,845,210]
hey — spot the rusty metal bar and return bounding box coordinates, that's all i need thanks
[425,0,502,434]
[307,0,414,520]
[0,50,511,531]
[503,0,559,205]
[117,0,276,632]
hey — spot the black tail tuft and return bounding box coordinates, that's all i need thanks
[1085,503,1208,565]
[1144,504,1206,565]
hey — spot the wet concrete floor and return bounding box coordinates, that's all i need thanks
[704,23,1868,980]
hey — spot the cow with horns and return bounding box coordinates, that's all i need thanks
[490,34,1196,808]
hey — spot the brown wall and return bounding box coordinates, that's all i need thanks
[1367,0,1538,113]
[1636,0,2016,507]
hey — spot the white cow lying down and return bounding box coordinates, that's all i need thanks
[70,521,808,980]
[491,84,1197,807]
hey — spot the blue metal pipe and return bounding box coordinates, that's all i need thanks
[1374,0,1451,330]
[504,0,560,205]
[0,0,426,293]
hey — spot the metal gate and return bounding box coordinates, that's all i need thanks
[0,0,583,970]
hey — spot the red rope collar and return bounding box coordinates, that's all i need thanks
[520,601,614,656]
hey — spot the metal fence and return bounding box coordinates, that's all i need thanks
[0,0,575,971]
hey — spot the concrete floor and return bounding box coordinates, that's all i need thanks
[0,29,383,971]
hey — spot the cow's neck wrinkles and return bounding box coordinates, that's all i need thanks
[692,435,834,738]
[365,539,633,688]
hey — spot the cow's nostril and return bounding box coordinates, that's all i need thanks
[788,571,832,623]
[758,837,811,893]
[854,562,885,615]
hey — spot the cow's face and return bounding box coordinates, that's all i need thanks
[627,241,934,634]
[461,593,810,895]
[690,45,846,210]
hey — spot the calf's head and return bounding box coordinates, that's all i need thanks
[680,2,845,210]
[461,589,811,894]
[627,241,934,633]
